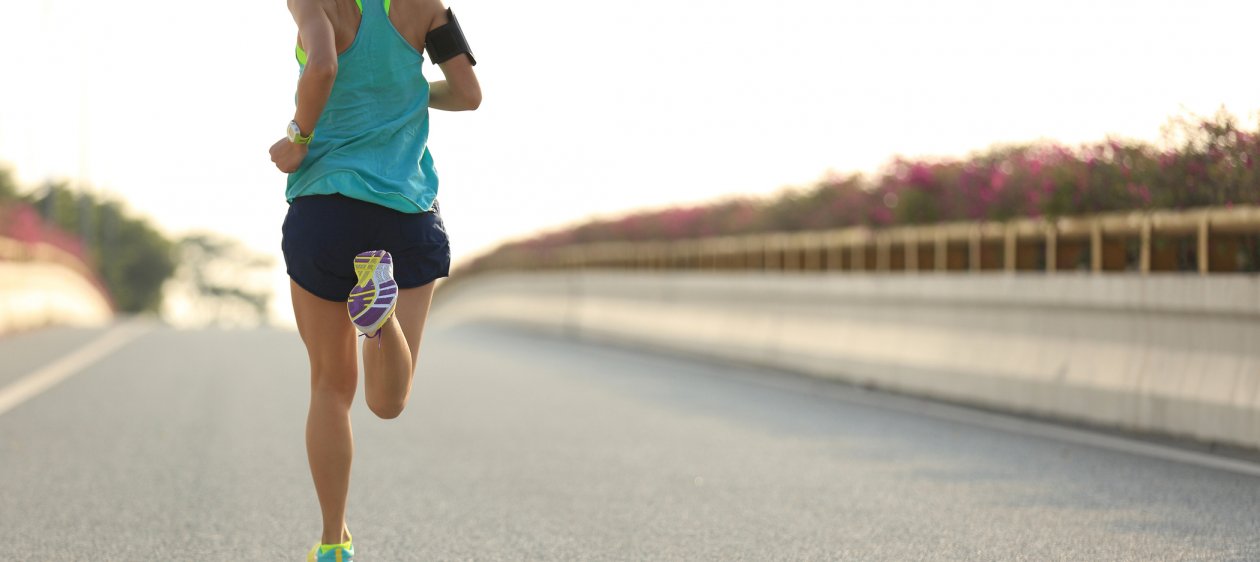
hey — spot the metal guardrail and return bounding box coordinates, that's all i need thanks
[474,206,1260,275]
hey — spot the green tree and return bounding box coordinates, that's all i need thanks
[0,168,17,203]
[26,183,176,313]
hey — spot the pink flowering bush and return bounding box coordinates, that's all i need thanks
[479,110,1260,265]
[0,203,92,265]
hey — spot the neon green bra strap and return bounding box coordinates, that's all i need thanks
[294,0,390,65]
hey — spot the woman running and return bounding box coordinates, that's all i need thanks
[269,0,480,559]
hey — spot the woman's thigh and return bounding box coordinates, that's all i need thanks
[291,280,358,390]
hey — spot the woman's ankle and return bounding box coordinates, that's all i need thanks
[321,526,349,545]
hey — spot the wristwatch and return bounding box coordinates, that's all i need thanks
[286,121,313,145]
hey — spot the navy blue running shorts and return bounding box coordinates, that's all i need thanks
[281,194,451,302]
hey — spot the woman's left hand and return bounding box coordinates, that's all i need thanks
[270,138,309,173]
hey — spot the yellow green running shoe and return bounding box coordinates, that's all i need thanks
[307,531,353,562]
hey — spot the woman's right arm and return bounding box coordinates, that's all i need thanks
[426,3,481,111]
[289,0,339,134]
[271,0,339,173]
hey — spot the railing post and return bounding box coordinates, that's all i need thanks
[804,235,821,271]
[1139,215,1151,275]
[1004,224,1017,273]
[876,233,890,273]
[935,230,947,272]
[765,236,780,271]
[784,235,801,272]
[1198,212,1210,275]
[1045,223,1057,274]
[905,230,918,273]
[826,233,842,272]
[969,226,981,273]
[743,237,757,271]
[854,236,866,273]
[1090,220,1103,273]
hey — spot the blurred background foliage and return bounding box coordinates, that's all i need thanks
[165,233,274,327]
[0,171,173,313]
[483,109,1259,260]
[0,168,271,322]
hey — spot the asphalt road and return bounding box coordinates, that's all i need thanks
[1,320,1258,561]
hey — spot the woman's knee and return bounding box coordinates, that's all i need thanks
[310,361,357,403]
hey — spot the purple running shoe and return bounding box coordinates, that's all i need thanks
[347,250,398,337]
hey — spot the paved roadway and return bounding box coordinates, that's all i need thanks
[0,320,1258,561]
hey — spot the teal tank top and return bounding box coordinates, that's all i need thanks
[286,0,437,214]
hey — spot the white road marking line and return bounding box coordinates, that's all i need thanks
[0,323,151,417]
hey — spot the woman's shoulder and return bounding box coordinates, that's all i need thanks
[286,0,334,14]
[388,0,447,46]
[287,0,345,21]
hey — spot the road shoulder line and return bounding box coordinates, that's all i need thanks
[0,323,151,417]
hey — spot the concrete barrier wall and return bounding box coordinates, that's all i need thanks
[0,238,114,335]
[434,271,1260,449]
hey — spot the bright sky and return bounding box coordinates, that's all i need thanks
[1,0,1258,322]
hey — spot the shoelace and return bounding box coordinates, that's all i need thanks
[358,329,384,349]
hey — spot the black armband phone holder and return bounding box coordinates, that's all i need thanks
[426,8,476,66]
